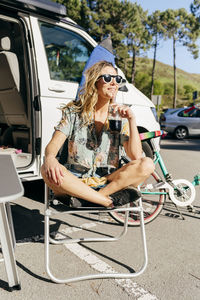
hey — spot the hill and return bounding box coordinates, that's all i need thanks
[128,57,200,109]
[137,57,200,88]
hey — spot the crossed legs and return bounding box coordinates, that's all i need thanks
[99,157,155,197]
[41,157,155,207]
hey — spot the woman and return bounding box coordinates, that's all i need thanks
[41,61,155,208]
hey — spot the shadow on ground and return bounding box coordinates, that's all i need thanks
[23,179,44,203]
[160,136,200,152]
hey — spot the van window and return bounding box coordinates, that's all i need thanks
[39,22,93,82]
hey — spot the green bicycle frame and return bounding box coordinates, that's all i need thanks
[141,151,170,196]
[141,150,200,196]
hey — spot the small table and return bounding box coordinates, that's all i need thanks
[0,154,24,291]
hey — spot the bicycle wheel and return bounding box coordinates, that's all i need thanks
[168,179,196,207]
[109,171,165,226]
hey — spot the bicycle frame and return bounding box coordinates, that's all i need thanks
[141,150,178,197]
[141,138,197,207]
[152,140,200,188]
[110,131,199,226]
[141,150,168,196]
[192,174,200,187]
[141,138,173,196]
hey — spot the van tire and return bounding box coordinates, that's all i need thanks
[142,141,153,159]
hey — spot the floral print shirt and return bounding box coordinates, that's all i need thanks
[55,107,129,177]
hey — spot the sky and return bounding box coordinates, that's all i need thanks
[132,0,200,74]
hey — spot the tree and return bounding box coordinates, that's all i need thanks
[53,0,91,30]
[148,10,166,98]
[87,0,125,44]
[54,0,82,23]
[154,80,164,95]
[115,43,129,77]
[191,0,200,20]
[161,9,199,108]
[135,72,151,96]
[164,82,173,96]
[122,2,151,85]
[183,84,195,99]
[79,0,92,30]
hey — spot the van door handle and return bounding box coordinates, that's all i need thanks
[48,85,66,92]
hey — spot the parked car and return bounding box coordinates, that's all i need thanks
[160,106,200,139]
[159,108,180,123]
[0,0,160,181]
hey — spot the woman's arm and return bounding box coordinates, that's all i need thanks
[43,130,67,185]
[111,104,143,160]
[123,115,143,160]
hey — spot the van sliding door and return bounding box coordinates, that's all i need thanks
[0,15,34,170]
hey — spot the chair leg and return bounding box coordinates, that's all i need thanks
[44,184,148,283]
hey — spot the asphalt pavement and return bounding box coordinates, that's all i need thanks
[0,136,200,300]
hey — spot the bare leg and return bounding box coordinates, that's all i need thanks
[99,157,155,197]
[41,164,112,207]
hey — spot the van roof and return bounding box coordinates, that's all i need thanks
[0,0,66,18]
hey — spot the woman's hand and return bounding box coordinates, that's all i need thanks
[109,104,142,160]
[42,131,67,185]
[110,104,135,121]
[44,156,64,186]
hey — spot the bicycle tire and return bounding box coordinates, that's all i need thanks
[142,141,154,159]
[109,171,165,226]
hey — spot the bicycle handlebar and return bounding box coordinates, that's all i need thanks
[139,130,166,141]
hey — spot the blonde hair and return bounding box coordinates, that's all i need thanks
[63,60,117,125]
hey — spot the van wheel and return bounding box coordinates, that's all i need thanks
[174,127,188,139]
[142,141,153,159]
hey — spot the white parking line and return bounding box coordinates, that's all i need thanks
[16,219,158,299]
[59,221,158,300]
[65,242,158,299]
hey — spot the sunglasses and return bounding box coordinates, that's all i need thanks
[97,74,123,85]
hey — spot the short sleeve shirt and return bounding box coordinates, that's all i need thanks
[55,107,129,176]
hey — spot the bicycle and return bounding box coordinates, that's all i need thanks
[110,130,200,226]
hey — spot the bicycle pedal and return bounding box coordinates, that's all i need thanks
[187,205,197,213]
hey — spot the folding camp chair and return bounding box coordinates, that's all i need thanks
[44,181,148,284]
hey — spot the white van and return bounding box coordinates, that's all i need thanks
[0,0,160,181]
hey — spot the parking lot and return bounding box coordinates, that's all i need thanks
[0,136,200,300]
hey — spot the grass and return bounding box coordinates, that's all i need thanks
[133,57,200,110]
[136,57,200,90]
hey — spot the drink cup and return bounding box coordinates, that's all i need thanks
[108,105,122,132]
